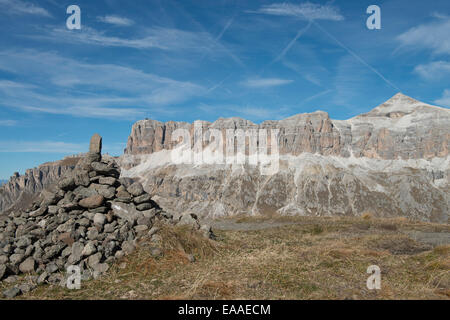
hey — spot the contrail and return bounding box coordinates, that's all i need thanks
[311,20,401,91]
[215,16,235,42]
[260,1,400,92]
[273,20,312,63]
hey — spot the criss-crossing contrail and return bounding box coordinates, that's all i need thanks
[258,1,400,92]
[311,20,401,92]
[273,20,313,63]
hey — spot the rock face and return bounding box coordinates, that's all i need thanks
[0,157,80,214]
[0,135,214,296]
[124,94,449,161]
[121,94,450,223]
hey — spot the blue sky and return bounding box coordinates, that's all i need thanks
[0,0,449,179]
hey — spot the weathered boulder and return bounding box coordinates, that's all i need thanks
[73,170,90,187]
[82,242,97,257]
[3,287,21,298]
[93,213,106,226]
[110,202,141,224]
[178,213,200,229]
[18,257,36,273]
[127,182,144,197]
[99,177,117,186]
[121,241,135,255]
[79,195,105,209]
[91,162,119,177]
[9,253,25,266]
[136,203,152,211]
[116,189,132,201]
[58,177,76,191]
[133,193,151,204]
[89,133,102,154]
[74,186,98,198]
[68,242,84,265]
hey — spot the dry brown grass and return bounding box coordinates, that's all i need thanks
[2,215,449,300]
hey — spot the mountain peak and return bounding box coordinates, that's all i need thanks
[382,92,419,106]
[359,93,437,118]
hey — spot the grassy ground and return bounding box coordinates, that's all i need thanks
[2,215,449,300]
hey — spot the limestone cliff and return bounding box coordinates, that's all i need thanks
[120,94,450,223]
[124,94,449,161]
[0,157,80,213]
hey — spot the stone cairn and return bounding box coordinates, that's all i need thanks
[0,134,214,298]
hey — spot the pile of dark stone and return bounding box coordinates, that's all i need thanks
[0,134,214,298]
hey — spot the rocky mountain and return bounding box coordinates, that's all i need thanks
[0,157,81,214]
[124,93,449,160]
[120,93,450,223]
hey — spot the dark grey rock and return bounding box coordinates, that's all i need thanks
[18,283,37,294]
[99,177,117,186]
[58,177,76,191]
[3,287,21,298]
[45,262,59,274]
[136,203,152,211]
[73,170,90,187]
[89,207,108,214]
[87,227,99,240]
[74,186,98,198]
[127,182,144,197]
[133,193,151,204]
[9,253,25,266]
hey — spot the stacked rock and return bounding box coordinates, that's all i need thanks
[0,134,214,297]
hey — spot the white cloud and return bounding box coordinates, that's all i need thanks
[45,26,166,49]
[241,78,293,88]
[0,50,206,119]
[0,141,85,153]
[252,2,344,21]
[97,15,134,26]
[33,25,243,66]
[0,0,51,17]
[435,89,450,107]
[414,61,450,80]
[397,19,450,55]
